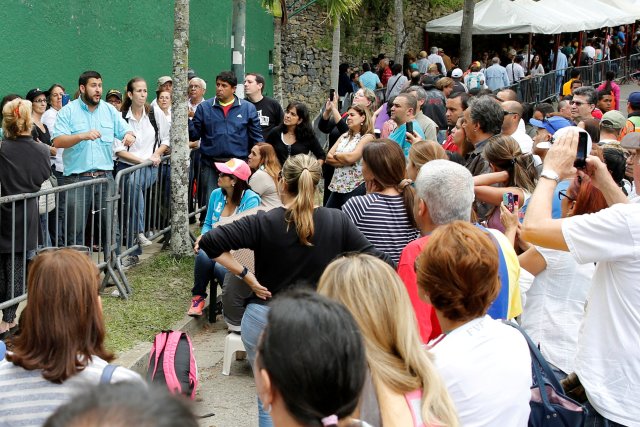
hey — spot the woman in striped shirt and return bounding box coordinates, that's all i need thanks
[342,139,420,263]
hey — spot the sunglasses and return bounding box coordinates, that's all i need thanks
[218,172,232,178]
[570,100,589,106]
[558,190,575,202]
[503,111,518,116]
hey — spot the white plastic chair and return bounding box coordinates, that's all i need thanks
[222,332,245,376]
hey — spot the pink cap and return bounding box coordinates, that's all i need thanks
[215,158,251,181]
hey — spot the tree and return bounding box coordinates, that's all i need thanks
[459,0,474,70]
[169,0,192,258]
[232,0,247,98]
[393,0,407,65]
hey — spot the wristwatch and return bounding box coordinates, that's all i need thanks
[236,266,249,280]
[540,169,560,183]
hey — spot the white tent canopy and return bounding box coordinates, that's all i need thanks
[425,0,639,35]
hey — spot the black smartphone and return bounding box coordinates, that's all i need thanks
[406,121,413,135]
[329,89,335,101]
[574,132,588,169]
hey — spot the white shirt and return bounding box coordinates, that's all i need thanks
[42,108,64,172]
[505,63,525,84]
[114,105,170,164]
[563,202,640,426]
[583,45,596,59]
[429,316,532,427]
[520,247,595,374]
[427,53,447,74]
[511,129,534,154]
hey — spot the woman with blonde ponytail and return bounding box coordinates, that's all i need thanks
[197,154,392,427]
[342,139,420,263]
[318,254,459,427]
[473,134,538,232]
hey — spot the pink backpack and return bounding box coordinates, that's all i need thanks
[147,331,198,399]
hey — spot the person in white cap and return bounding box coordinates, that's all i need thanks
[450,68,467,94]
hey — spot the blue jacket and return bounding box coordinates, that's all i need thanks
[189,95,262,159]
[201,188,261,234]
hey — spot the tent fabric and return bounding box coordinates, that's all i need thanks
[425,0,638,35]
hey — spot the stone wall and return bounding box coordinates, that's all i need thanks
[276,1,458,114]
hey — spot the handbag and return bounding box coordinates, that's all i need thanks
[504,321,587,427]
[38,175,57,215]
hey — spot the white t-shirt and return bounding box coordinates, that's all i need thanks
[583,46,596,59]
[114,105,170,165]
[563,201,640,426]
[429,316,531,427]
[520,246,595,374]
[0,356,143,427]
[42,108,64,172]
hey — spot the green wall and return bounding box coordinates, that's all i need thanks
[0,0,274,99]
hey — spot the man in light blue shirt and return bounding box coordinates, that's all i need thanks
[359,62,382,91]
[53,70,134,250]
[388,93,425,156]
[552,49,568,94]
[484,57,510,91]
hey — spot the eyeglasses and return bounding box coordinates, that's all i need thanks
[218,172,232,178]
[558,190,575,201]
[503,111,518,116]
[570,100,589,106]
[33,99,47,104]
[188,85,202,89]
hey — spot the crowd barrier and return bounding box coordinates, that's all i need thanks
[0,155,206,309]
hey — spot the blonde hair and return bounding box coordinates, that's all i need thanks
[318,254,459,427]
[282,154,321,246]
[435,77,454,91]
[408,140,448,170]
[2,99,33,139]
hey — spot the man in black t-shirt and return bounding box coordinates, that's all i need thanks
[244,73,283,140]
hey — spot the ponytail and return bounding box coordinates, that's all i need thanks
[398,179,418,229]
[282,154,321,246]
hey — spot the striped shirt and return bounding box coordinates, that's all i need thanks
[342,193,419,264]
[0,356,143,426]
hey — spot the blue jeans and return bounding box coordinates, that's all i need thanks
[117,164,158,255]
[241,303,274,427]
[52,169,66,247]
[584,400,626,427]
[64,173,118,256]
[199,160,219,219]
[192,249,227,298]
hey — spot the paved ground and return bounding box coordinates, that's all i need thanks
[113,80,640,427]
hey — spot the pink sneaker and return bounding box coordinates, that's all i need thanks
[187,296,206,317]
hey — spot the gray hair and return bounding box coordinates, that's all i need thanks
[492,57,500,64]
[430,47,438,54]
[573,86,596,104]
[189,77,207,91]
[415,159,474,225]
[406,85,427,102]
[468,95,504,135]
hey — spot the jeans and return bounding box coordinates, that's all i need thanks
[584,400,626,427]
[65,173,118,256]
[117,164,158,256]
[52,169,66,246]
[241,303,274,427]
[325,183,366,209]
[192,249,228,298]
[199,159,219,221]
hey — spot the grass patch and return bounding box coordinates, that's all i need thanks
[102,253,194,354]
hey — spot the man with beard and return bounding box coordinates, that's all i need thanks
[52,70,134,248]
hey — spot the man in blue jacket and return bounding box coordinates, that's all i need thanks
[189,71,262,216]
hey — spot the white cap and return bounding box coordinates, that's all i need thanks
[451,68,463,78]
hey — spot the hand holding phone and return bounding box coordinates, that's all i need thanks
[329,89,335,102]
[502,192,514,213]
[406,121,413,135]
[574,132,588,169]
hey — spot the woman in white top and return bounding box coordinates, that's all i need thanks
[325,104,374,209]
[418,222,532,427]
[42,84,66,175]
[529,55,545,77]
[115,77,170,261]
[247,142,282,209]
[502,176,607,378]
[0,249,143,427]
[156,89,172,124]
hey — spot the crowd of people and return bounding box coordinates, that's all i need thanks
[0,34,639,427]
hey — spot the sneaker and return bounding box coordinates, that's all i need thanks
[137,233,152,247]
[121,255,139,268]
[188,296,206,317]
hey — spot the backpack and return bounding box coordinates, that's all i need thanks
[147,331,199,399]
[466,72,483,90]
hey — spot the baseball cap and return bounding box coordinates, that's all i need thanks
[106,89,122,100]
[25,88,46,102]
[600,110,626,129]
[215,158,251,181]
[451,68,463,78]
[628,91,640,107]
[157,76,173,88]
[621,133,640,150]
[551,126,593,154]
[529,116,573,147]
[188,69,197,80]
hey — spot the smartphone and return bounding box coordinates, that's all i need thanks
[502,192,514,213]
[62,93,70,106]
[329,89,335,101]
[513,194,519,206]
[574,132,588,169]
[374,128,381,138]
[406,121,413,135]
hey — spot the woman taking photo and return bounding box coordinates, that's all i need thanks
[266,101,325,166]
[406,140,447,181]
[325,104,375,209]
[247,142,282,209]
[255,289,369,427]
[473,134,537,232]
[197,154,391,427]
[0,98,50,336]
[188,158,261,317]
[318,254,459,427]
[0,249,142,425]
[417,222,532,426]
[342,139,420,263]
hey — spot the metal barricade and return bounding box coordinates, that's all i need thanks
[0,177,127,311]
[536,70,558,103]
[629,53,640,77]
